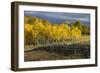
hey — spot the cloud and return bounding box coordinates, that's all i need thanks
[24,11,90,23]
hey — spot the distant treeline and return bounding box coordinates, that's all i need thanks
[24,16,90,45]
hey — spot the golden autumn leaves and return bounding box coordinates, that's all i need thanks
[24,21,81,45]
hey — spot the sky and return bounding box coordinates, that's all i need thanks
[24,11,90,26]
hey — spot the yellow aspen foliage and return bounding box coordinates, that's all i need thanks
[71,27,82,39]
[60,23,71,40]
[24,24,33,32]
[32,29,38,39]
[24,16,84,45]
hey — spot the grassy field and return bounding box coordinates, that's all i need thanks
[24,35,90,50]
[24,35,90,61]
